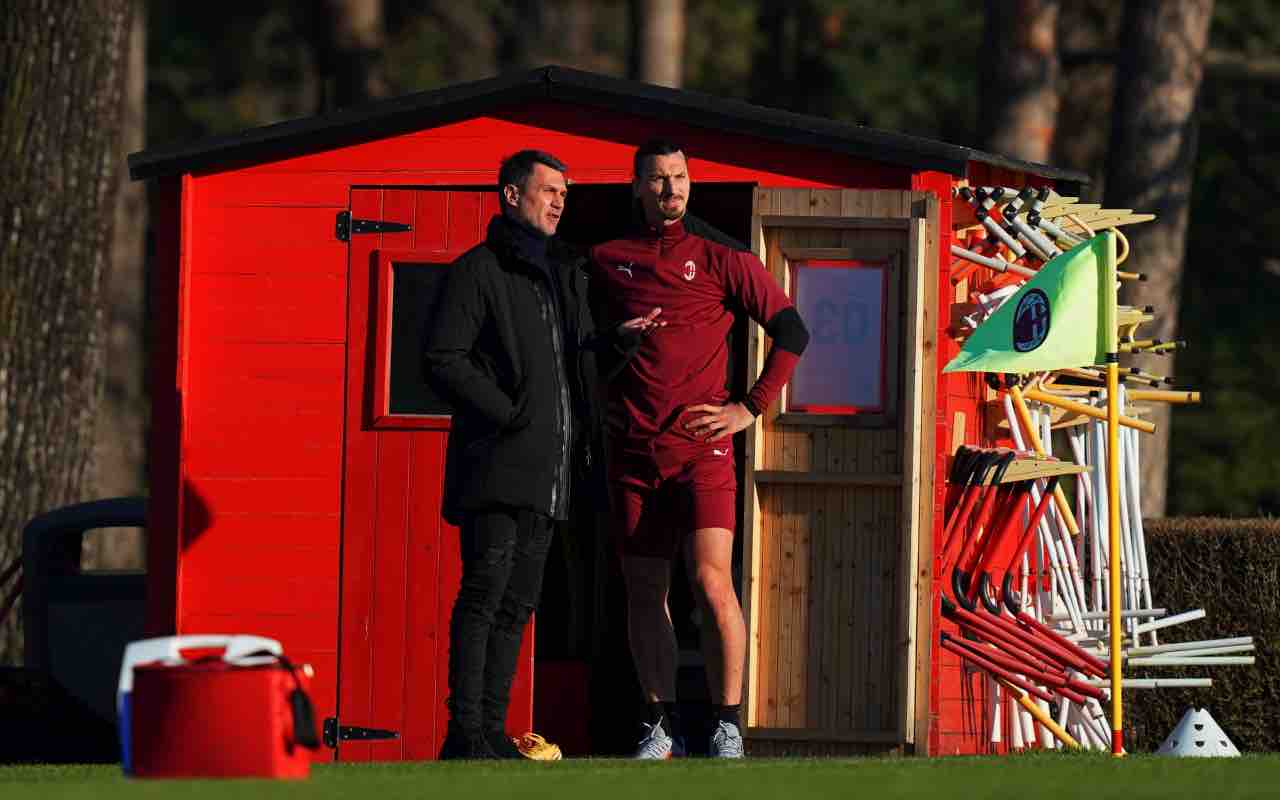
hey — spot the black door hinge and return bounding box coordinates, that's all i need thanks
[322,716,401,748]
[335,210,413,242]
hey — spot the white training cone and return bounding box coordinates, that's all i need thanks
[1156,708,1240,757]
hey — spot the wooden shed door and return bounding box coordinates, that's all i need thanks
[742,189,937,754]
[336,187,533,761]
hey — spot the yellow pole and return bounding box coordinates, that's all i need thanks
[1023,385,1157,434]
[1107,360,1124,756]
[1009,384,1082,535]
[1099,230,1124,756]
[997,677,1080,749]
[1126,389,1200,404]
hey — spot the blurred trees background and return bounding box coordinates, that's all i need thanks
[2,0,1277,662]
[1,0,136,660]
[1103,1,1215,517]
[135,0,1280,518]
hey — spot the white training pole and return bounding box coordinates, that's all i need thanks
[1031,401,1090,632]
[1050,608,1166,622]
[989,676,1002,745]
[1038,486,1086,633]
[1070,703,1107,750]
[1022,550,1032,619]
[1132,608,1206,637]
[1033,405,1059,620]
[1019,698,1036,752]
[1039,406,1089,621]
[1128,656,1255,667]
[1114,386,1140,641]
[1091,416,1110,621]
[950,244,1038,279]
[1006,689,1021,751]
[1020,696,1037,748]
[1068,425,1100,632]
[1037,696,1055,749]
[1075,716,1105,747]
[1123,424,1158,645]
[1128,636,1252,656]
[1082,697,1113,749]
[1070,706,1100,747]
[1133,644,1254,658]
[1086,417,1104,625]
[1003,396,1086,634]
[1121,393,1148,644]
[1055,693,1071,750]
[1074,447,1088,628]
[1083,677,1213,689]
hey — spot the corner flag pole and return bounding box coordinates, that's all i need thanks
[1103,231,1124,756]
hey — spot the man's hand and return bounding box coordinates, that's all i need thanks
[617,307,665,336]
[683,402,755,442]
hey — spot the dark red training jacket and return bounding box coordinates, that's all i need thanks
[589,216,808,450]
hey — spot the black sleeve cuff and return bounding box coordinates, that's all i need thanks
[741,397,762,417]
[763,306,810,356]
[613,329,643,355]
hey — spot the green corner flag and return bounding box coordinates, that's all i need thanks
[944,232,1118,374]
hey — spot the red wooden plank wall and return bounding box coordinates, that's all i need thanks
[176,171,348,742]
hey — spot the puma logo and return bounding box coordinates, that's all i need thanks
[713,448,728,457]
[615,262,634,279]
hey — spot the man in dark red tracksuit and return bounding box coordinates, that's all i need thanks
[590,139,809,759]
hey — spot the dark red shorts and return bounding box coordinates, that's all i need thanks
[609,439,737,559]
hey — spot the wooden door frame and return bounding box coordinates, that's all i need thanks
[741,189,938,751]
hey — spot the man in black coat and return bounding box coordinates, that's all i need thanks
[424,150,660,760]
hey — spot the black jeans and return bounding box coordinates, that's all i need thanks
[447,507,554,733]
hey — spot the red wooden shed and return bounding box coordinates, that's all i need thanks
[128,65,1087,759]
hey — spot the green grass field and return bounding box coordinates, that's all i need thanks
[2,753,1278,800]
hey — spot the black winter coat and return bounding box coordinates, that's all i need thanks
[424,215,632,525]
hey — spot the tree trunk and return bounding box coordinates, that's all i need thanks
[0,0,133,662]
[89,0,147,571]
[631,0,685,88]
[749,0,789,105]
[1052,0,1124,201]
[747,1,842,118]
[496,1,545,71]
[979,0,1060,163]
[558,0,608,73]
[1103,0,1214,518]
[315,0,390,110]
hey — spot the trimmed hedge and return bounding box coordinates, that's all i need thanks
[1125,517,1280,752]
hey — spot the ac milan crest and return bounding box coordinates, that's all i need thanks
[1012,288,1051,353]
[682,260,697,281]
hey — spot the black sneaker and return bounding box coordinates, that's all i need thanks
[485,729,525,760]
[438,727,499,760]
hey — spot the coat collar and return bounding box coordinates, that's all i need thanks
[485,214,586,276]
[634,212,687,248]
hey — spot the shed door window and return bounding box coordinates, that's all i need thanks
[787,258,889,414]
[372,249,458,428]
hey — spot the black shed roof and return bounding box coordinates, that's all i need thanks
[128,65,1088,184]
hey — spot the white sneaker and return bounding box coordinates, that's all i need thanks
[709,720,744,758]
[633,719,679,760]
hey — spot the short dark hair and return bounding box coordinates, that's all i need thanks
[498,150,567,202]
[633,139,686,177]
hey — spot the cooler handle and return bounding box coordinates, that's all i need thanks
[117,634,283,695]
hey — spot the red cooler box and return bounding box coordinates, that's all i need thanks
[131,650,317,778]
